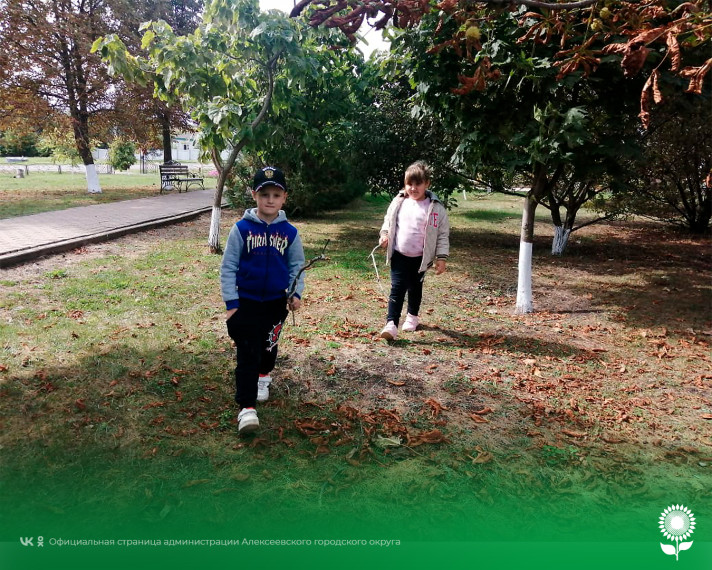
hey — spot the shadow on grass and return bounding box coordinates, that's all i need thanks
[397,326,597,359]
[0,343,537,541]
[461,209,522,223]
[2,340,710,546]
[332,216,711,333]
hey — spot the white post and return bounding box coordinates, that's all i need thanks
[515,240,533,314]
[551,226,571,256]
[208,205,222,252]
[85,163,102,194]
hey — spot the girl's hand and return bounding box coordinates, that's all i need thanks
[288,297,301,311]
[379,235,388,248]
[435,259,446,275]
[226,308,238,320]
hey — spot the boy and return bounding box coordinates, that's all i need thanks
[220,166,305,435]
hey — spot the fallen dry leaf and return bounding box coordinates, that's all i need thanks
[469,414,489,423]
[183,479,211,488]
[408,429,448,446]
[561,430,587,438]
[469,446,494,464]
[424,398,447,417]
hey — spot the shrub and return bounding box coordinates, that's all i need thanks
[109,139,137,171]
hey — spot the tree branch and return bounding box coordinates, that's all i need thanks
[291,0,599,20]
[469,0,598,8]
[571,213,617,232]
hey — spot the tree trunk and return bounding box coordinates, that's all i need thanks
[208,203,222,253]
[161,110,173,163]
[515,194,537,314]
[515,163,552,314]
[551,225,571,255]
[208,170,228,254]
[73,114,102,194]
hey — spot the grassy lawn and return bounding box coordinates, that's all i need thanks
[0,172,161,218]
[0,194,710,562]
[0,164,217,219]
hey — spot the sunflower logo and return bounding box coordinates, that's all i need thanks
[659,505,695,560]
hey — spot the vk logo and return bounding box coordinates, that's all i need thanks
[20,537,34,546]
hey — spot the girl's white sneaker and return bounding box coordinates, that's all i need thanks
[380,321,398,341]
[402,314,419,332]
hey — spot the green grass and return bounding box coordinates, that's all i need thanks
[0,172,162,218]
[0,194,710,554]
[0,164,218,218]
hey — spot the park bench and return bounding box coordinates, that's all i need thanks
[159,162,204,194]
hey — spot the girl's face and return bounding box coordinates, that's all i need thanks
[405,178,430,201]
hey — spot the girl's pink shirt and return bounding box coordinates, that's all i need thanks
[394,196,431,257]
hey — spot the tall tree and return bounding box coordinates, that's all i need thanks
[95,0,331,252]
[292,1,711,119]
[117,0,203,162]
[291,0,711,312]
[609,93,712,233]
[0,0,131,193]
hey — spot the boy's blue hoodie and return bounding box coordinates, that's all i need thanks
[220,208,305,310]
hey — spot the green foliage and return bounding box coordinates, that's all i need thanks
[541,444,579,466]
[94,0,318,213]
[391,5,647,220]
[223,156,254,211]
[0,130,49,157]
[38,127,83,166]
[108,139,137,171]
[602,92,712,233]
[354,56,463,205]
[245,28,374,214]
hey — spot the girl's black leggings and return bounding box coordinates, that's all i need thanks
[387,250,425,326]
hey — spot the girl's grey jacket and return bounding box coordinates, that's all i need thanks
[379,190,450,273]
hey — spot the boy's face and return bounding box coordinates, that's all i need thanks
[405,178,430,201]
[252,184,287,220]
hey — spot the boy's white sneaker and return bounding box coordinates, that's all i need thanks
[380,321,398,341]
[257,375,272,403]
[402,314,419,332]
[238,407,259,435]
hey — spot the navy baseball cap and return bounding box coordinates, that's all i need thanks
[253,166,287,192]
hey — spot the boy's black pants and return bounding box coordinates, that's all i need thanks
[387,250,425,326]
[226,297,288,409]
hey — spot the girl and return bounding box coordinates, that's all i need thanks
[378,161,450,340]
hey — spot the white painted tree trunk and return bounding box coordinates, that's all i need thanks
[85,164,102,194]
[551,226,571,256]
[515,240,534,314]
[208,205,222,253]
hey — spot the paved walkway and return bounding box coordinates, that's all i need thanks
[0,189,217,268]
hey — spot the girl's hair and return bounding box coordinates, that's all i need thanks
[404,161,432,185]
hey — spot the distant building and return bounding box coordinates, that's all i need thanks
[92,132,229,164]
[171,133,201,161]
